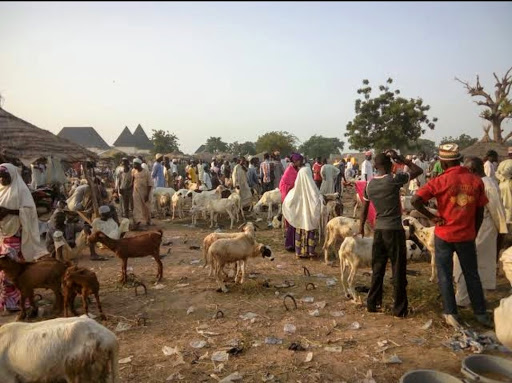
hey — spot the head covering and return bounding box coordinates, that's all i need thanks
[133,158,142,164]
[0,163,46,260]
[290,153,304,163]
[155,153,163,160]
[282,167,322,231]
[439,143,461,161]
[365,151,372,156]
[99,205,110,214]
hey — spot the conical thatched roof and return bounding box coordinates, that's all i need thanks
[58,126,110,150]
[132,124,153,150]
[460,139,509,161]
[0,107,98,164]
[113,126,135,147]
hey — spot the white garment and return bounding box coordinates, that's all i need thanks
[455,176,508,305]
[92,217,130,240]
[484,160,497,180]
[496,159,512,224]
[141,163,148,170]
[282,167,322,231]
[361,160,374,181]
[203,172,212,190]
[171,163,178,175]
[0,163,46,261]
[319,164,340,194]
[413,159,429,187]
[30,164,46,190]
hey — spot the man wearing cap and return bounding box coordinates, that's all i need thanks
[320,159,340,194]
[89,205,130,259]
[361,151,374,182]
[152,154,165,188]
[496,147,512,225]
[132,158,153,228]
[412,144,492,328]
[116,158,133,218]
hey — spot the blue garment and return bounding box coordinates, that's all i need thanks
[151,162,165,188]
[247,166,259,188]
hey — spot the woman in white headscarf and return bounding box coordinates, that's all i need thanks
[0,163,46,311]
[282,166,323,258]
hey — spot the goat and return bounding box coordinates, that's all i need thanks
[0,316,119,383]
[402,216,436,282]
[406,239,422,260]
[209,235,274,292]
[253,188,282,221]
[322,216,358,264]
[0,255,67,320]
[88,230,163,284]
[207,198,237,229]
[319,194,344,241]
[338,236,374,303]
[202,222,256,276]
[228,187,244,222]
[62,266,106,320]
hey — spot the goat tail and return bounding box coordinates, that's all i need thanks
[157,229,163,237]
[110,343,120,383]
[322,224,332,251]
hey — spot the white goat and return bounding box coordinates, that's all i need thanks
[338,236,374,303]
[253,188,282,221]
[0,315,119,383]
[322,216,358,264]
[207,198,237,229]
[209,235,274,292]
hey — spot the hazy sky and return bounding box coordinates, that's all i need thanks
[1,2,511,154]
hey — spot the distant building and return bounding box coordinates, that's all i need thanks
[57,127,110,154]
[113,124,153,155]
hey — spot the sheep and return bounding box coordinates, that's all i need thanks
[189,205,205,226]
[353,193,362,218]
[88,230,163,284]
[188,185,226,222]
[207,198,237,229]
[202,222,256,276]
[253,188,282,221]
[0,315,119,383]
[0,255,67,320]
[228,187,244,222]
[402,216,436,282]
[319,194,344,241]
[322,216,358,264]
[152,187,176,218]
[338,236,374,303]
[209,235,274,292]
[406,239,422,260]
[171,189,189,220]
[62,266,106,320]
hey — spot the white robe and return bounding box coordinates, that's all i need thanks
[283,167,322,231]
[455,176,508,306]
[496,159,512,224]
[319,164,340,194]
[232,165,252,207]
[0,163,46,261]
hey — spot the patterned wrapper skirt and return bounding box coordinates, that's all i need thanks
[0,236,23,311]
[295,229,318,257]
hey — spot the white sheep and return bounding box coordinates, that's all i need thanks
[228,187,244,222]
[171,189,190,220]
[0,315,119,383]
[403,216,436,282]
[207,198,237,229]
[322,216,358,264]
[406,239,422,260]
[253,188,282,221]
[152,187,176,218]
[338,235,374,303]
[188,185,226,222]
[209,235,274,292]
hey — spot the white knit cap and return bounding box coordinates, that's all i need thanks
[133,158,142,164]
[99,205,110,214]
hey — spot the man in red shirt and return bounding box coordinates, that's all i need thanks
[312,157,323,189]
[411,143,492,328]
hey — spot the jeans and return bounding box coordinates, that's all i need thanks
[434,236,487,315]
[367,229,408,317]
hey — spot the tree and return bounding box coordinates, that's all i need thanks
[345,78,437,151]
[255,131,298,155]
[455,67,512,143]
[204,137,229,153]
[299,135,344,159]
[440,134,478,150]
[151,130,180,154]
[228,141,257,156]
[399,138,437,157]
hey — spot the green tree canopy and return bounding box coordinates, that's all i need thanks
[440,134,478,150]
[299,135,344,160]
[151,129,180,154]
[255,131,298,155]
[204,137,229,153]
[345,78,437,151]
[228,141,257,156]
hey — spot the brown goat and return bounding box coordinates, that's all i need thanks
[88,230,163,284]
[62,266,106,320]
[0,256,67,320]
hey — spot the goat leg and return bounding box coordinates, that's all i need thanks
[82,289,89,317]
[120,258,128,284]
[27,292,38,319]
[154,254,163,282]
[94,292,106,320]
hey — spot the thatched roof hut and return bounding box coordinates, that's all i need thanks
[460,140,509,161]
[98,147,127,159]
[0,107,98,164]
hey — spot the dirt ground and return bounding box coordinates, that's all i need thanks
[2,200,512,383]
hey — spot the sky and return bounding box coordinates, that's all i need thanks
[1,2,511,154]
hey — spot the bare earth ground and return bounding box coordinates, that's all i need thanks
[1,198,512,383]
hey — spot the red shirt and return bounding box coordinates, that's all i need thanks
[416,166,488,242]
[312,163,322,181]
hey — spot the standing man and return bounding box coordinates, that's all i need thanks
[247,157,261,195]
[260,153,274,193]
[320,160,340,194]
[232,157,252,208]
[312,157,323,189]
[334,159,347,194]
[360,150,423,317]
[483,150,499,181]
[273,152,285,190]
[117,158,133,218]
[132,158,153,229]
[361,151,374,182]
[151,154,165,188]
[496,147,512,225]
[411,144,492,328]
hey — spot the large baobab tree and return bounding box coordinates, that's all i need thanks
[455,66,512,143]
